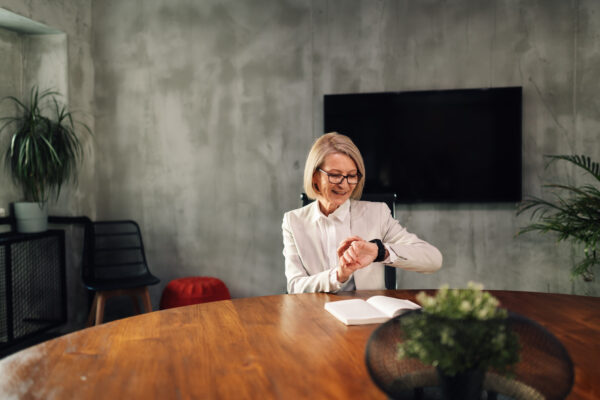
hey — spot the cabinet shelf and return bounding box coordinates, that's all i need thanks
[0,230,67,356]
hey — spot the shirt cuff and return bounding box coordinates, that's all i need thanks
[383,243,401,264]
[329,267,343,292]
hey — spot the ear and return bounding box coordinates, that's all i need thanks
[312,173,320,193]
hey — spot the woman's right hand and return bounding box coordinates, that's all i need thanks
[336,236,363,283]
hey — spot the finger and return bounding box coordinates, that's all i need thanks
[352,239,370,249]
[337,239,362,258]
[338,236,362,249]
[337,244,350,258]
[337,237,355,248]
[349,242,368,259]
[353,240,377,259]
[344,235,362,243]
[343,250,359,265]
[350,241,363,252]
[343,252,354,264]
[346,247,359,260]
[337,240,353,256]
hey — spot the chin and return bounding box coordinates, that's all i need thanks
[323,193,351,208]
[335,196,350,204]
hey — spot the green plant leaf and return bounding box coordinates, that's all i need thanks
[517,154,600,279]
[546,155,600,182]
[0,86,91,203]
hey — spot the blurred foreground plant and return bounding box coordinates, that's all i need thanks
[397,282,520,377]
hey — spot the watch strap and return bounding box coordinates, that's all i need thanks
[369,239,386,263]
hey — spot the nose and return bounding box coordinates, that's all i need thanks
[336,178,350,188]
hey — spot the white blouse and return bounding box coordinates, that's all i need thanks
[282,199,442,294]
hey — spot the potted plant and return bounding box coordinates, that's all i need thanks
[517,155,600,281]
[0,87,90,233]
[397,282,520,400]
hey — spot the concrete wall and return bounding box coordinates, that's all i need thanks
[2,0,597,325]
[0,1,95,329]
[91,0,600,304]
[0,30,69,214]
[92,0,314,302]
[22,34,68,104]
[0,27,22,215]
[0,2,95,216]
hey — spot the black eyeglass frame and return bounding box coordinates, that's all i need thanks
[318,168,362,185]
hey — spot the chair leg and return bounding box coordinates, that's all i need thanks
[141,287,152,313]
[87,288,151,326]
[130,295,141,314]
[95,292,106,326]
[86,292,99,328]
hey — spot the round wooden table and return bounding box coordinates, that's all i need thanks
[0,290,598,399]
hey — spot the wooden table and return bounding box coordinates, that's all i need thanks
[0,290,598,399]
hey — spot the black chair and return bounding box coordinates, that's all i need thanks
[300,193,397,290]
[84,220,160,326]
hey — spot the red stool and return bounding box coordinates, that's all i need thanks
[160,277,231,309]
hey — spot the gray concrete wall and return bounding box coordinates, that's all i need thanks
[22,34,68,105]
[0,31,69,215]
[1,0,598,330]
[92,0,313,302]
[0,27,23,216]
[0,1,95,329]
[0,2,95,217]
[91,0,600,304]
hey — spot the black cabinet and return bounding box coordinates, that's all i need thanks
[0,230,67,355]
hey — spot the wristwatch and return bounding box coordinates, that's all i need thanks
[369,239,386,262]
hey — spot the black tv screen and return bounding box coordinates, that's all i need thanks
[324,87,522,203]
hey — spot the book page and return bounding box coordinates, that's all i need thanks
[366,296,421,318]
[324,299,389,325]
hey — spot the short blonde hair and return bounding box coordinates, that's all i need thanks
[303,132,366,200]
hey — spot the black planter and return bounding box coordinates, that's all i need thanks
[436,368,484,400]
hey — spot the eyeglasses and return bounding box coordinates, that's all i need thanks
[318,169,361,185]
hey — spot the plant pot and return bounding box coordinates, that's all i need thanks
[437,368,485,400]
[13,202,48,233]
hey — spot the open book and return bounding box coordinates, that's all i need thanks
[324,296,421,325]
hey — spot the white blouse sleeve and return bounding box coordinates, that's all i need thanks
[282,212,343,294]
[379,203,443,273]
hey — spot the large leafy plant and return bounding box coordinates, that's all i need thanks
[397,282,520,377]
[0,87,90,204]
[517,155,600,280]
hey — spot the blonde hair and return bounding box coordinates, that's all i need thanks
[303,132,366,200]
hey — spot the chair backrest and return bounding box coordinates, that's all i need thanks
[83,220,152,284]
[300,193,398,290]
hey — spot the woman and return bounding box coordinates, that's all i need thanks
[282,132,442,294]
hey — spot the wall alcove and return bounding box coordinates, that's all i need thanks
[0,7,68,225]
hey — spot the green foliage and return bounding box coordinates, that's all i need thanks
[397,282,521,377]
[517,155,600,280]
[0,87,91,204]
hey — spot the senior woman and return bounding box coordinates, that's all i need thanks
[282,132,442,294]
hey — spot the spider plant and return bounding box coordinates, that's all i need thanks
[0,87,90,204]
[517,155,600,280]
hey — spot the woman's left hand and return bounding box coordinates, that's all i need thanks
[341,239,378,269]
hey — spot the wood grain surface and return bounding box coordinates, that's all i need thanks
[0,290,598,399]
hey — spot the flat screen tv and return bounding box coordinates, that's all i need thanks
[324,87,522,203]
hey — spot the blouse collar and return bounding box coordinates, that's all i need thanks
[312,199,351,222]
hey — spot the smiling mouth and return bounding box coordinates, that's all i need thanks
[332,190,348,196]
